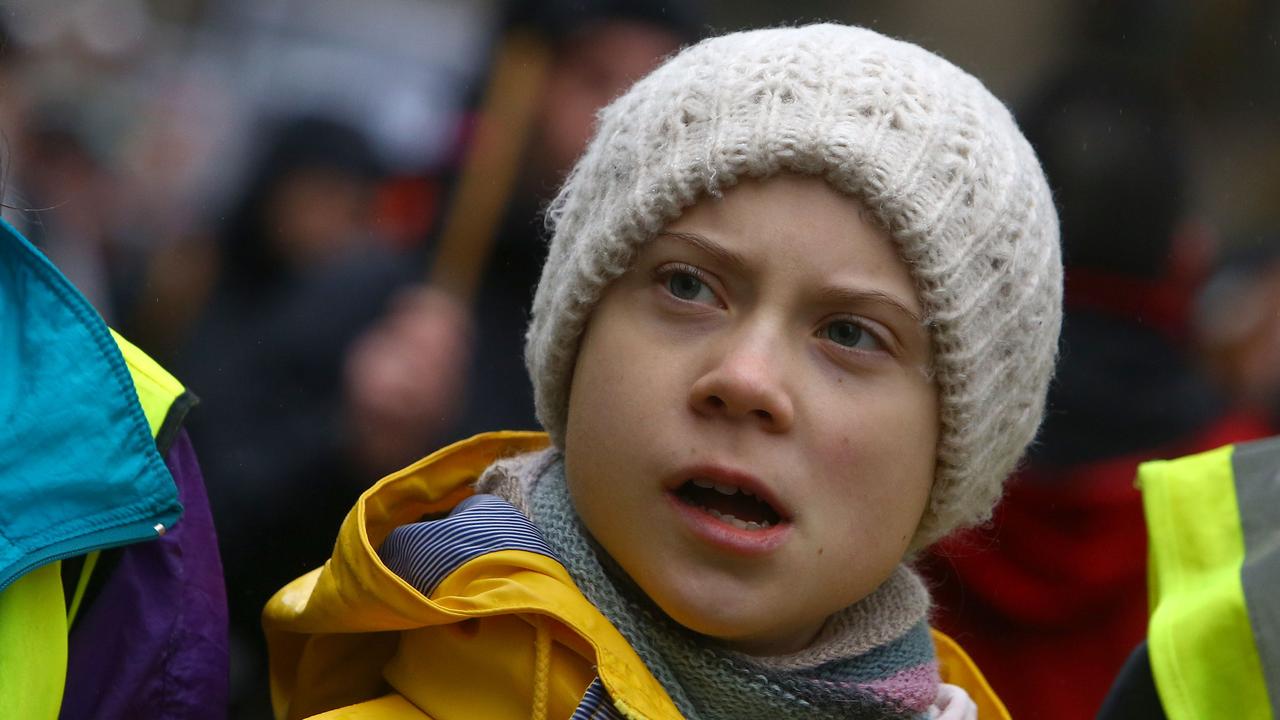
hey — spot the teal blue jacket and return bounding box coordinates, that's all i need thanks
[0,217,182,592]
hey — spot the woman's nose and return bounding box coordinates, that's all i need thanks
[688,336,795,432]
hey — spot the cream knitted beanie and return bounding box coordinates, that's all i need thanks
[524,23,1062,547]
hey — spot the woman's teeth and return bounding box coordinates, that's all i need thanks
[691,477,757,498]
[705,507,774,531]
[678,477,782,527]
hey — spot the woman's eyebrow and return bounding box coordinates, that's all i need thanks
[656,231,750,275]
[815,286,925,326]
[656,230,924,326]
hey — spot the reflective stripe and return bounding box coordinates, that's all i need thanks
[1140,444,1273,720]
[0,563,67,720]
[1232,438,1280,715]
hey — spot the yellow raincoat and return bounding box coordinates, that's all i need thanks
[264,432,1008,719]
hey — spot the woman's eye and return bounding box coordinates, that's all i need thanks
[824,320,882,351]
[666,271,716,303]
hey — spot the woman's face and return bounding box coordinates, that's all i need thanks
[564,174,939,655]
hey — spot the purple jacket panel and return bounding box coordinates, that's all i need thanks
[61,429,230,719]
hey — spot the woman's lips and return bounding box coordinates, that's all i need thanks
[664,463,793,521]
[666,491,793,555]
[664,463,794,556]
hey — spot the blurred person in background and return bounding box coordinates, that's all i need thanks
[0,21,31,181]
[0,1,189,335]
[922,61,1274,720]
[173,114,429,717]
[14,104,132,323]
[342,0,703,473]
[438,0,698,437]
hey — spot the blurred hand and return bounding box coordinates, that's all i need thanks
[345,285,473,475]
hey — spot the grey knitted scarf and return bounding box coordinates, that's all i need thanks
[478,449,941,720]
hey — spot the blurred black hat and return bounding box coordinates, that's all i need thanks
[505,0,705,46]
[221,114,384,288]
[1019,60,1188,278]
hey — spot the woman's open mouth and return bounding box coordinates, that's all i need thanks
[666,467,793,555]
[673,478,782,530]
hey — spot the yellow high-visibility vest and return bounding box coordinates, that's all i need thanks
[1140,437,1280,719]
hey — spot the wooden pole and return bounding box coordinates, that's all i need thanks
[429,29,551,305]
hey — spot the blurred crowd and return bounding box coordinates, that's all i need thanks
[2,0,1279,718]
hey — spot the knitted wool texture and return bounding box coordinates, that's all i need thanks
[525,23,1062,547]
